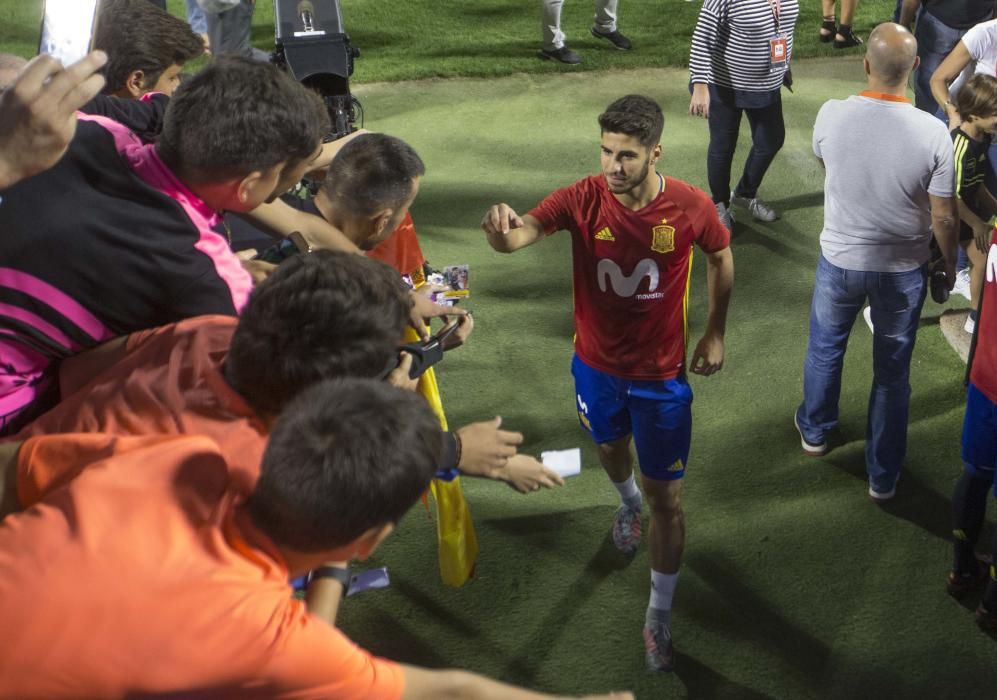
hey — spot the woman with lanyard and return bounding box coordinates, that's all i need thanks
[688,0,799,232]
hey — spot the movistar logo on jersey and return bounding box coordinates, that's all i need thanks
[597,258,664,300]
[594,227,615,242]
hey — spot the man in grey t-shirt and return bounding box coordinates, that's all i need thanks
[794,23,959,501]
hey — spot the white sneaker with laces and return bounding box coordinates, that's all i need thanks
[715,202,735,233]
[952,268,972,301]
[862,306,874,333]
[730,191,779,222]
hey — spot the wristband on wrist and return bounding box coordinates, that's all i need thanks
[454,431,463,468]
[308,565,351,593]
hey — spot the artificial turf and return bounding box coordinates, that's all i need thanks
[4,0,897,81]
[2,1,995,696]
[335,58,997,698]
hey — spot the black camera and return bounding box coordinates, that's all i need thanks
[272,0,361,141]
[928,237,949,304]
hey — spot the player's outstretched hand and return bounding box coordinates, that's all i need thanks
[409,287,467,340]
[455,416,524,478]
[481,203,524,235]
[497,454,565,493]
[0,51,108,189]
[689,332,725,376]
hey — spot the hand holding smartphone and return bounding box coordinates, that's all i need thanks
[39,0,102,67]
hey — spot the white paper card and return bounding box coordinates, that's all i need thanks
[541,448,582,478]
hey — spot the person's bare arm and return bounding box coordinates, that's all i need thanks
[312,129,370,170]
[304,563,349,625]
[931,194,960,287]
[689,246,734,376]
[400,665,632,700]
[0,441,23,520]
[481,205,547,253]
[957,195,993,254]
[453,418,564,492]
[930,42,971,127]
[242,199,359,253]
[0,51,108,189]
[899,0,921,30]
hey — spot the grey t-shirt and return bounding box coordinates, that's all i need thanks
[813,95,955,273]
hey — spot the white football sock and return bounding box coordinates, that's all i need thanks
[648,570,679,615]
[611,473,641,510]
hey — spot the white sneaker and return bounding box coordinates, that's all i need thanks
[730,191,779,222]
[965,312,976,334]
[869,475,900,502]
[952,268,972,301]
[862,306,874,332]
[715,202,735,233]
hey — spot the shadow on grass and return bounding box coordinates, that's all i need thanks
[771,190,825,213]
[498,531,637,683]
[733,221,814,268]
[821,448,954,542]
[354,609,451,668]
[685,552,832,685]
[672,651,774,699]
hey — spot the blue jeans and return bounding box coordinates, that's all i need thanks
[914,10,968,115]
[797,256,927,491]
[186,0,208,35]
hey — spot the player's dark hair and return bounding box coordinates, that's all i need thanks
[94,0,205,94]
[321,134,426,217]
[225,250,410,416]
[158,56,330,181]
[598,94,664,148]
[247,377,442,551]
[956,74,997,121]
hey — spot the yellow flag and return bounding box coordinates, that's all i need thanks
[404,325,479,586]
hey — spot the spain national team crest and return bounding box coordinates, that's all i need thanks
[651,225,676,253]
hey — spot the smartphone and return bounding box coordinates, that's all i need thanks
[38,0,101,67]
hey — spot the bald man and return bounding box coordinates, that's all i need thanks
[0,53,27,91]
[795,23,958,501]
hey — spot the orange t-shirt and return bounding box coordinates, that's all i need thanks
[366,211,426,281]
[13,315,265,491]
[0,434,406,698]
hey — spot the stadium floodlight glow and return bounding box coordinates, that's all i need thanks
[272,0,361,140]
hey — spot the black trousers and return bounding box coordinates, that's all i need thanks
[706,85,786,204]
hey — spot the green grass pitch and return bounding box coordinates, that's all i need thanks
[1,1,994,697]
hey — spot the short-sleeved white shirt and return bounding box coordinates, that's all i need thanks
[950,19,997,99]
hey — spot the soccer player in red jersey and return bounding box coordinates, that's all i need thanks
[481,94,734,671]
[950,227,997,631]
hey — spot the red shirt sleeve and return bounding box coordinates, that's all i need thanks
[527,181,581,235]
[687,185,731,253]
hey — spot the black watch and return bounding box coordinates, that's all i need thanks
[309,565,351,593]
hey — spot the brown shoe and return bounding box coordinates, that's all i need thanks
[946,566,989,600]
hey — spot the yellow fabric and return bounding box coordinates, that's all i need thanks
[404,325,479,586]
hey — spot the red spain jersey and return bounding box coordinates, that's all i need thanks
[971,230,997,402]
[529,175,730,380]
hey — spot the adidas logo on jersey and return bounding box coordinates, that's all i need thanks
[594,227,615,242]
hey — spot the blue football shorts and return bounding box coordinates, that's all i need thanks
[571,354,692,481]
[962,382,997,495]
